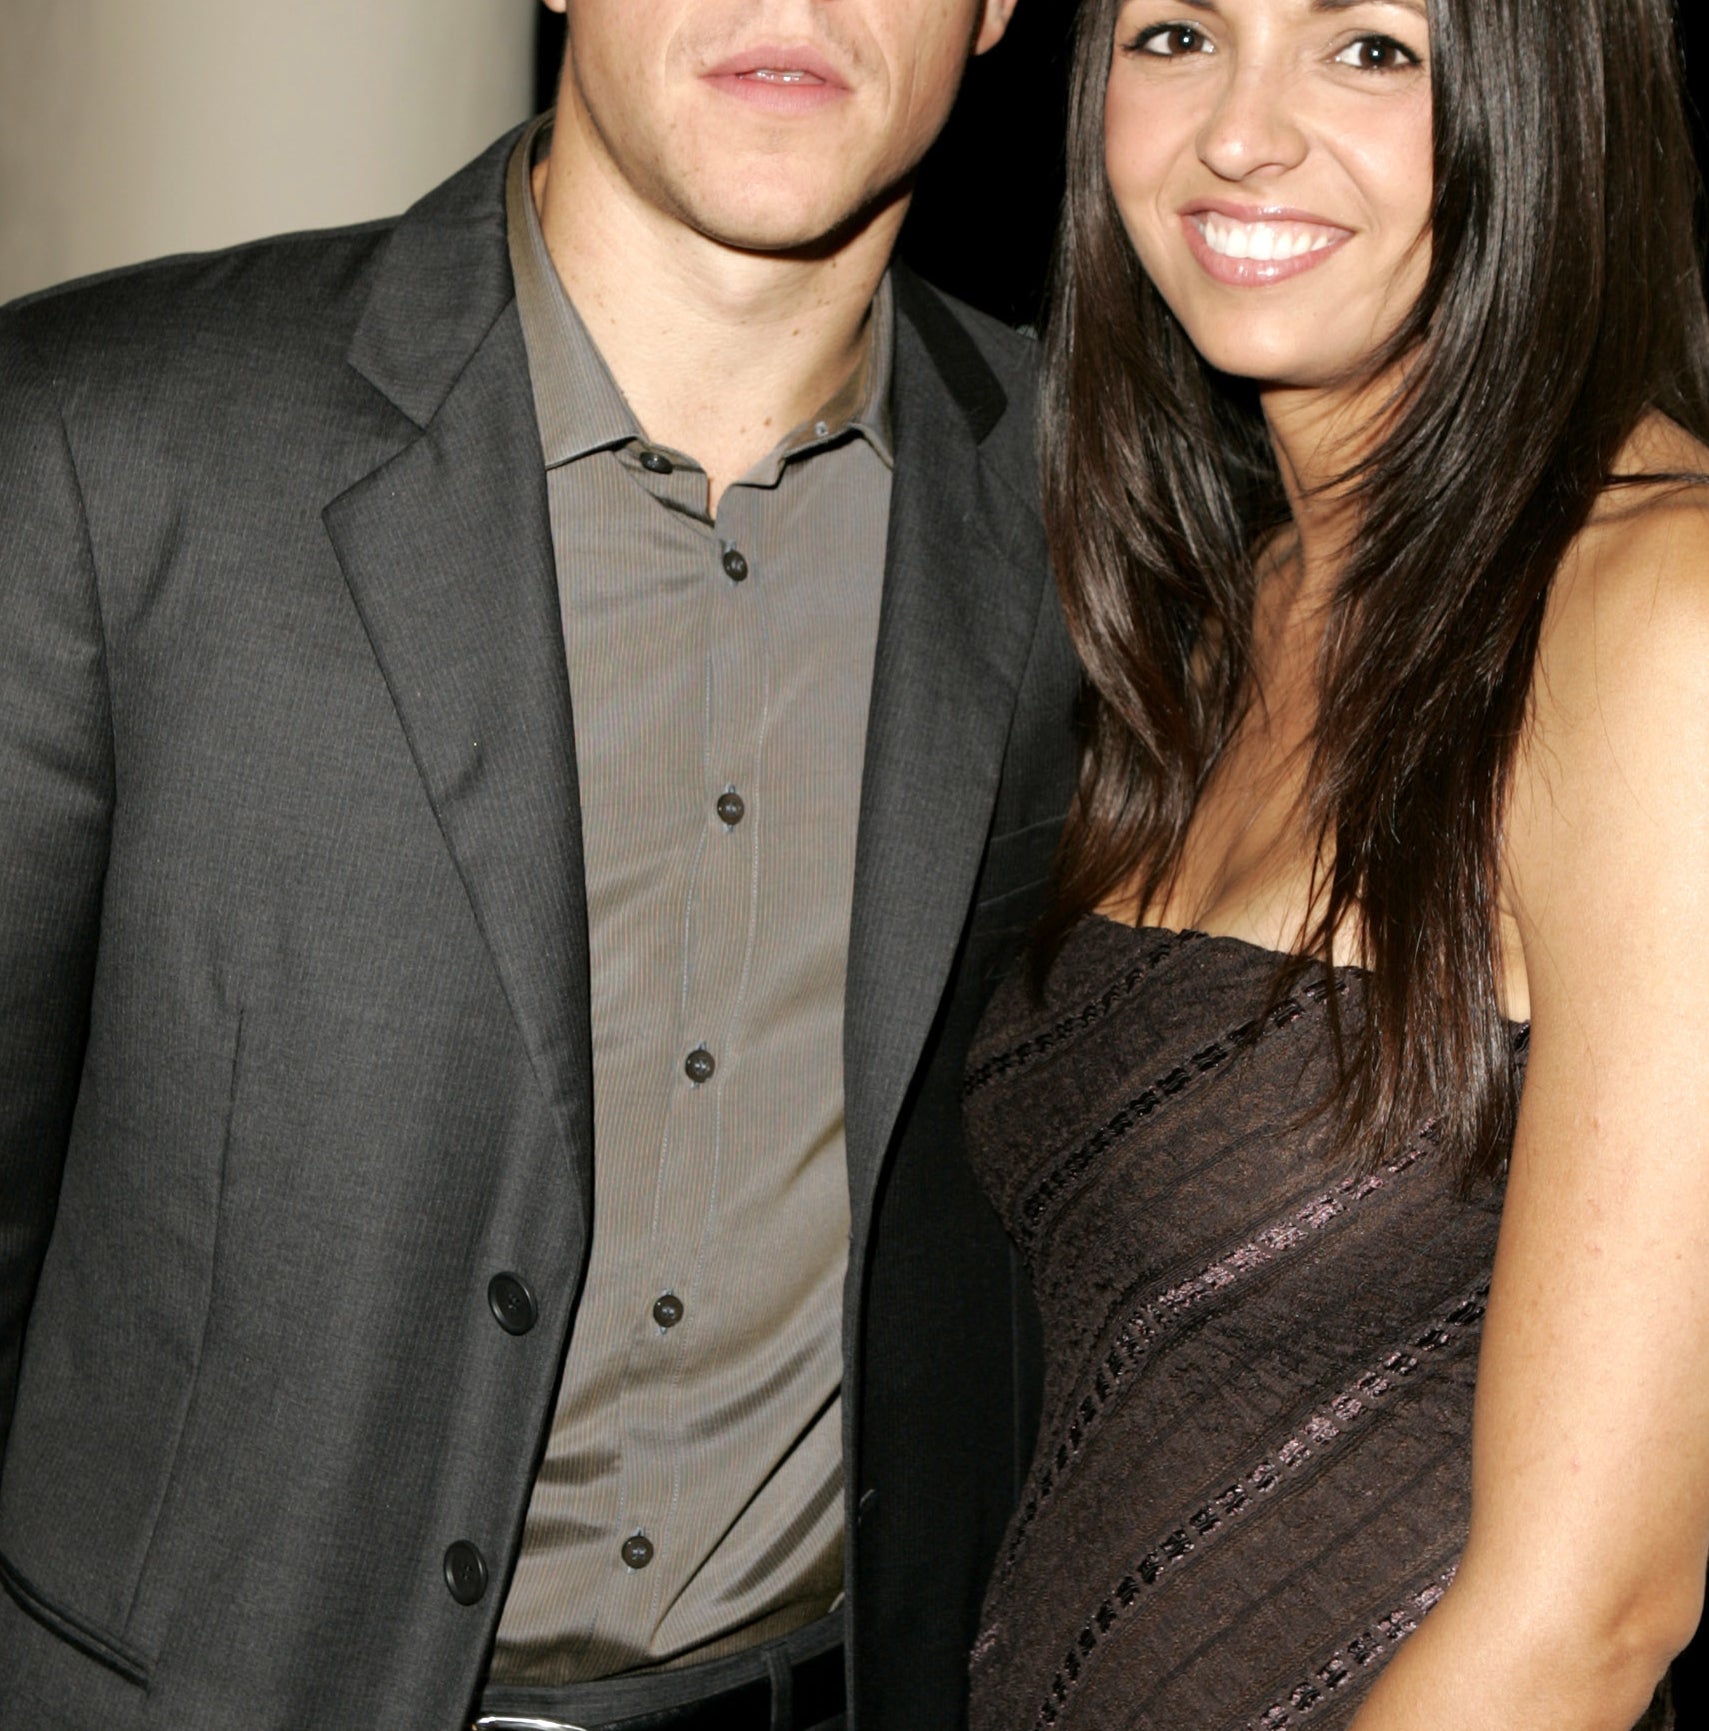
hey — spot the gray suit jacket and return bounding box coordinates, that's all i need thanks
[0,128,1078,1730]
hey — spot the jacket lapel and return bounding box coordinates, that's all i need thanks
[843,274,1049,1237]
[321,132,593,1223]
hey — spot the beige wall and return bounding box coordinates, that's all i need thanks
[0,0,538,303]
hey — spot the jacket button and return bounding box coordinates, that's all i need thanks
[721,548,750,583]
[652,1293,685,1329]
[488,1273,538,1336]
[715,789,745,827]
[444,1541,488,1605]
[639,449,674,475]
[621,1533,655,1569]
[684,1046,716,1085]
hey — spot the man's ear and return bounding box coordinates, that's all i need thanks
[974,0,1021,56]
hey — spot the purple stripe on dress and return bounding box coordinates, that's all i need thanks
[963,929,1204,1097]
[1001,1136,1435,1583]
[1247,1567,1458,1729]
[991,1278,1487,1730]
[1016,978,1340,1244]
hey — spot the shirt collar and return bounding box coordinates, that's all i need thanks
[766,274,894,477]
[505,113,894,478]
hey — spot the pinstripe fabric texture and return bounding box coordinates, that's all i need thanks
[489,118,894,1684]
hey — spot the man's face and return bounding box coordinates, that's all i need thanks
[544,0,1018,251]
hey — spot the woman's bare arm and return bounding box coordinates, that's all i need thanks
[1349,459,1709,1729]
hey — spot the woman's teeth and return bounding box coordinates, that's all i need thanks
[1195,214,1341,261]
[744,68,816,83]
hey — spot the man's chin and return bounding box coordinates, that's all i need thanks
[679,182,900,262]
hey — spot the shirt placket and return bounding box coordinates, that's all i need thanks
[609,477,769,1623]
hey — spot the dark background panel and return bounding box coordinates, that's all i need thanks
[1683,10,1709,173]
[895,2,1075,326]
[535,5,1708,1715]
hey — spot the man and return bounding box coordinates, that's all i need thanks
[0,3,1077,1727]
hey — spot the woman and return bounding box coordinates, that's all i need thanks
[963,1,1709,1727]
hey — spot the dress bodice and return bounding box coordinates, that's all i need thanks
[963,917,1527,1731]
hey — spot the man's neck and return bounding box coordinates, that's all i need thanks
[533,111,903,512]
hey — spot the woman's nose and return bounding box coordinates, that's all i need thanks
[1195,63,1310,182]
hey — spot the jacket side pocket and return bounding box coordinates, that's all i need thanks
[0,1547,150,1687]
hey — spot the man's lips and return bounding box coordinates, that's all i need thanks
[703,44,851,112]
[1179,203,1353,286]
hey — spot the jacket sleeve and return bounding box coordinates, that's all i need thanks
[0,313,114,1471]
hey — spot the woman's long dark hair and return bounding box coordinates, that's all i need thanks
[1043,0,1709,1182]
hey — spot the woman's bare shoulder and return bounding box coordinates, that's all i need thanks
[1544,413,1709,701]
[1508,413,1709,913]
[1584,409,1709,541]
[1608,407,1709,479]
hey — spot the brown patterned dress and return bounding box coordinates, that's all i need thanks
[964,917,1667,1731]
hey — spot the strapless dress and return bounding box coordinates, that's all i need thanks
[962,917,1660,1729]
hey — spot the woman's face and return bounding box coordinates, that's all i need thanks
[1105,0,1434,392]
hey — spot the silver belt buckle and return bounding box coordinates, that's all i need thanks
[472,1717,591,1731]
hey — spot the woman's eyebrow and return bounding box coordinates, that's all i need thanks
[1313,0,1428,17]
[1121,0,1429,21]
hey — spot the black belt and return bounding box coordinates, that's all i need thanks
[473,1612,845,1731]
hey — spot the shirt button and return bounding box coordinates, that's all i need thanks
[443,1541,488,1605]
[653,1293,685,1329]
[721,547,750,583]
[621,1533,655,1570]
[684,1046,716,1085]
[639,449,673,475]
[487,1272,538,1336]
[715,789,746,827]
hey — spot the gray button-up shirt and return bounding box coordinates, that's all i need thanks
[489,116,894,1684]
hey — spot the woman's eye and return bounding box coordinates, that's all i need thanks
[1130,22,1212,58]
[1332,34,1420,72]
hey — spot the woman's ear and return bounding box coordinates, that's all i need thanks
[974,0,1023,57]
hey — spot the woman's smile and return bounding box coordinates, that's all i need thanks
[1182,203,1352,284]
